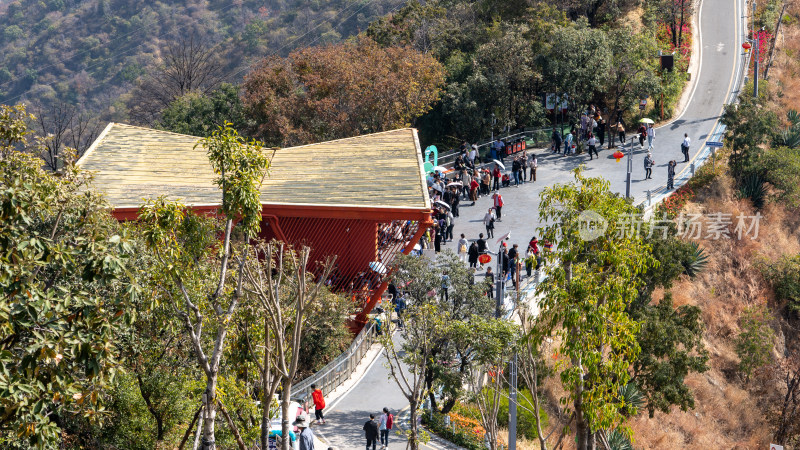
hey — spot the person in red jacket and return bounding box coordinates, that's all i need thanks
[311,384,326,425]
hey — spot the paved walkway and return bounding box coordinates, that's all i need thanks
[318,0,744,447]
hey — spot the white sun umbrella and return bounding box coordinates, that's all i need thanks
[639,118,655,124]
[430,184,443,193]
[492,159,505,170]
[446,181,463,188]
[369,261,388,274]
[434,200,451,210]
[433,165,448,172]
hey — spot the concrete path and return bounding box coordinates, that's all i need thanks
[318,0,744,447]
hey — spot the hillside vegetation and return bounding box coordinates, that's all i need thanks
[0,0,403,116]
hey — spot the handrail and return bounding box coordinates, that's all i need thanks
[292,321,378,402]
[433,127,556,171]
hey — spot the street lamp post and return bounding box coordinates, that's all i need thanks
[625,137,634,198]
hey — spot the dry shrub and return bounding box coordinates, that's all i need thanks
[771,0,800,116]
[626,171,798,449]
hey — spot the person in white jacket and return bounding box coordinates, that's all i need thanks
[647,124,655,150]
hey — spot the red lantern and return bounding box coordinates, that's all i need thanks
[612,150,625,162]
[478,254,492,264]
[742,42,752,52]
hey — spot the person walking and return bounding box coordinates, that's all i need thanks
[647,124,655,150]
[644,152,654,179]
[587,134,599,160]
[481,169,491,196]
[616,121,626,145]
[433,224,442,253]
[468,241,479,268]
[364,414,379,450]
[440,271,450,302]
[485,266,495,298]
[458,234,469,263]
[492,192,504,221]
[492,165,502,192]
[512,157,521,186]
[681,133,691,162]
[638,124,647,147]
[445,210,455,241]
[379,407,393,449]
[563,130,573,155]
[311,385,326,425]
[520,150,528,183]
[477,233,488,255]
[483,208,496,238]
[667,160,676,189]
[529,154,537,181]
[597,118,606,147]
[294,415,315,450]
[551,128,562,153]
[469,177,479,205]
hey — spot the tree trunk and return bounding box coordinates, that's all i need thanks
[137,374,165,441]
[678,0,686,50]
[260,317,271,450]
[280,378,293,450]
[202,377,218,450]
[408,400,419,450]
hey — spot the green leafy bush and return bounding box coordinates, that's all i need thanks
[762,255,800,316]
[734,305,775,381]
[496,389,549,440]
[749,146,800,208]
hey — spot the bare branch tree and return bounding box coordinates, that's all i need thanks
[242,241,336,450]
[33,102,102,171]
[128,34,225,126]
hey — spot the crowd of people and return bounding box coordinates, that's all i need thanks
[549,106,692,189]
[291,386,396,450]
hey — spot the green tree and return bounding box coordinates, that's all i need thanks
[138,123,269,449]
[735,305,775,382]
[606,27,660,125]
[629,294,708,417]
[451,317,518,450]
[0,104,138,446]
[380,302,445,450]
[542,22,611,128]
[390,251,493,414]
[532,168,656,449]
[159,83,251,138]
[721,93,779,175]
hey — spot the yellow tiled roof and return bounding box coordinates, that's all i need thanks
[77,123,431,210]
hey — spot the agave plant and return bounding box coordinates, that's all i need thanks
[787,109,799,128]
[618,382,645,416]
[605,429,634,450]
[737,172,767,208]
[684,241,709,277]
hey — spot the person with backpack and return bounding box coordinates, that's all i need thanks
[379,407,393,449]
[364,414,379,450]
[681,133,691,162]
[311,385,326,425]
[458,234,469,263]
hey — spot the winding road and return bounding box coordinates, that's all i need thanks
[317,0,745,448]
